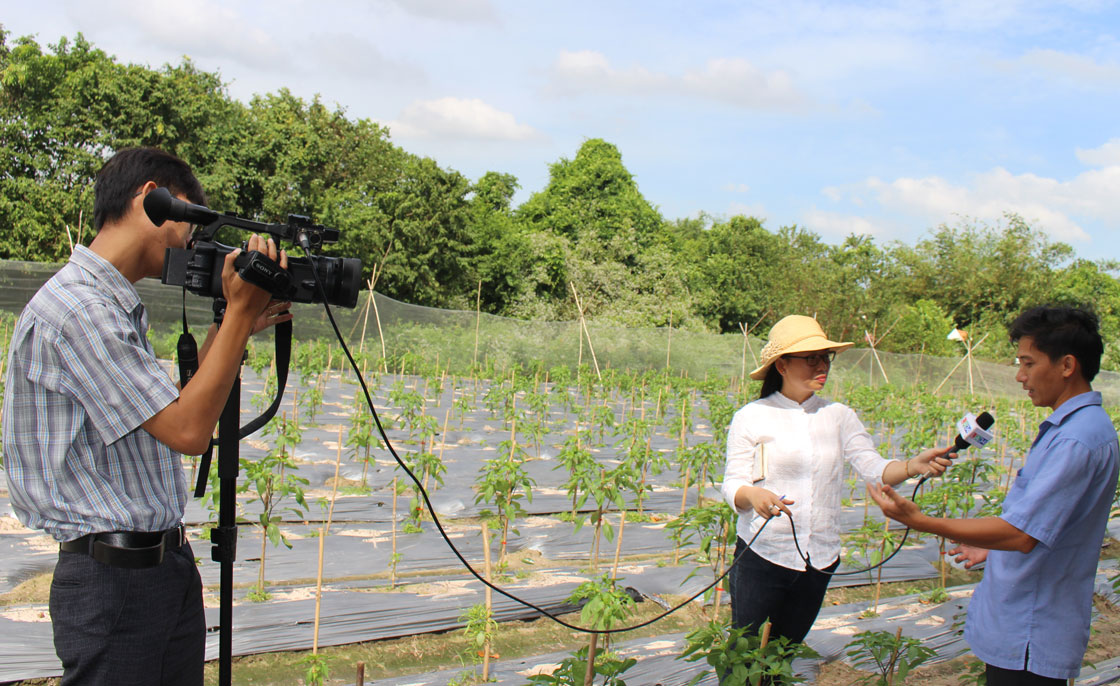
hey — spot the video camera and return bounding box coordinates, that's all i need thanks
[144,187,362,308]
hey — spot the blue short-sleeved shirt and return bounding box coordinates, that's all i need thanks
[964,391,1119,680]
[2,246,184,541]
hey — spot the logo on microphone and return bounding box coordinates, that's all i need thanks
[957,413,994,449]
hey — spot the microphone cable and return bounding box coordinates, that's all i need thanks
[296,241,935,633]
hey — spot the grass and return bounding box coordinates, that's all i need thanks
[0,572,52,607]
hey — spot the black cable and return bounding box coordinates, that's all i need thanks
[786,474,931,576]
[296,241,927,633]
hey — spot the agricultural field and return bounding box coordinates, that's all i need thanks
[0,318,1118,685]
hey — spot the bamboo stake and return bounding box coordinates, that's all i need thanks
[934,332,990,394]
[391,476,399,587]
[569,282,602,380]
[611,511,627,580]
[473,279,483,369]
[437,408,451,466]
[584,633,598,686]
[372,289,388,373]
[967,336,974,395]
[312,531,326,654]
[481,521,494,681]
[738,322,749,385]
[665,311,673,370]
[76,209,86,249]
[357,272,376,355]
[711,519,727,616]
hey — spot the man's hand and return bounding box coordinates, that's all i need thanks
[222,234,286,321]
[867,483,922,526]
[253,300,293,335]
[947,542,989,569]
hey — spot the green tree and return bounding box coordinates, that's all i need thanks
[0,31,238,260]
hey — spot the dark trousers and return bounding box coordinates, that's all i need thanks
[728,537,838,644]
[985,661,1066,686]
[50,540,205,686]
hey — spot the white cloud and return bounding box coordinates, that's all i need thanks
[76,0,291,71]
[821,162,1120,243]
[727,201,769,220]
[374,0,498,24]
[308,32,425,82]
[1009,48,1120,87]
[802,209,884,238]
[548,50,806,109]
[1076,138,1120,167]
[386,97,541,141]
[549,50,666,93]
[723,183,751,194]
[681,58,803,108]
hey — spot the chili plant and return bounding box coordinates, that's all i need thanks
[845,627,937,686]
[475,424,535,566]
[459,603,499,682]
[241,412,309,601]
[665,500,735,615]
[579,463,637,572]
[679,620,818,686]
[841,514,900,617]
[526,575,637,686]
[345,394,382,490]
[555,432,597,521]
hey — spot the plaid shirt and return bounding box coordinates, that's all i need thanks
[2,246,185,541]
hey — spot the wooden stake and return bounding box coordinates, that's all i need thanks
[372,288,388,373]
[712,519,727,616]
[934,332,990,394]
[665,311,673,370]
[569,282,602,381]
[312,529,325,653]
[481,520,494,681]
[584,633,598,686]
[473,279,483,369]
[391,476,399,587]
[611,511,627,580]
[357,273,376,355]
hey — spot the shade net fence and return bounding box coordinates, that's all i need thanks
[2,259,1119,403]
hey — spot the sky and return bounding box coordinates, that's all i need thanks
[7,0,1120,260]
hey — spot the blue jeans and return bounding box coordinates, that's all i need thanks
[728,537,837,644]
[50,540,205,685]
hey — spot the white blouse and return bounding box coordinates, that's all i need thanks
[721,392,890,571]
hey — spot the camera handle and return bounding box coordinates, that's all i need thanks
[189,303,293,498]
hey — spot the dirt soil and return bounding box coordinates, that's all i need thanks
[813,593,1120,685]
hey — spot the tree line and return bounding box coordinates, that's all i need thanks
[3,30,1118,368]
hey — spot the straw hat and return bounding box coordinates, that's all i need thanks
[749,315,853,380]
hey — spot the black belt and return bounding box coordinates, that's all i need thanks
[60,525,186,569]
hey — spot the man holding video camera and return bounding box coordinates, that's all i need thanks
[2,147,291,685]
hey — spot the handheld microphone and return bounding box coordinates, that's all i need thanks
[952,412,995,453]
[143,187,218,227]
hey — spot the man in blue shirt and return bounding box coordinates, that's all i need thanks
[870,305,1119,685]
[3,148,291,685]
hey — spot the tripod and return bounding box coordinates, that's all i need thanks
[186,298,292,686]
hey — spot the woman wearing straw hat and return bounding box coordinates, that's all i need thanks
[721,315,953,647]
